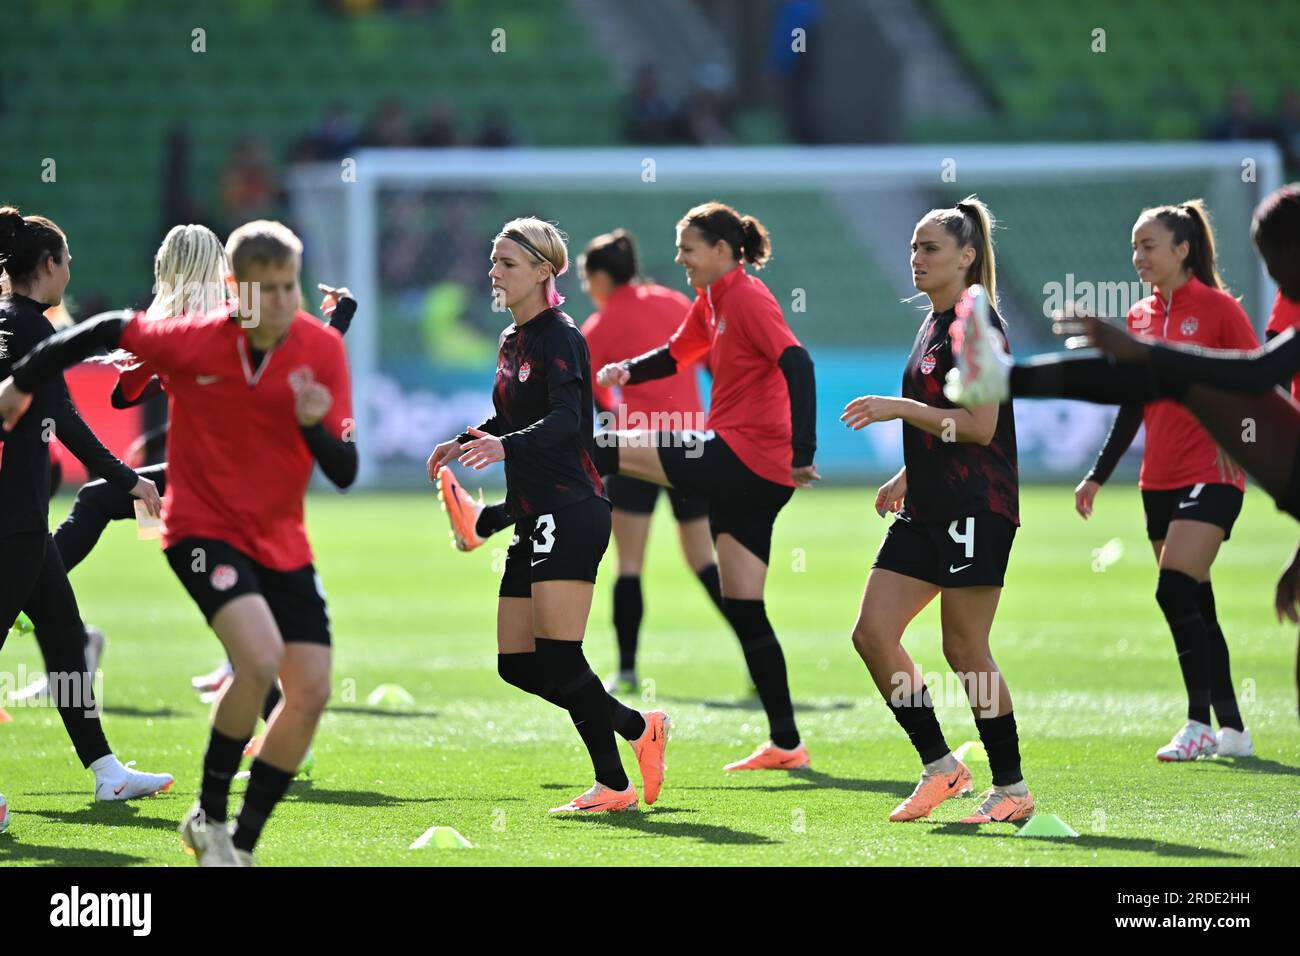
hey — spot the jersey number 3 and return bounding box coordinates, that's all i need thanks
[948,517,975,559]
[533,514,556,554]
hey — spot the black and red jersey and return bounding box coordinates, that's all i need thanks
[470,308,606,519]
[900,304,1019,525]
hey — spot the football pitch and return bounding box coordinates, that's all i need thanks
[0,485,1296,867]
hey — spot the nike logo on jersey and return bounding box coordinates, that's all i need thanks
[531,558,547,567]
[196,375,221,385]
[1177,501,1199,509]
[949,563,973,573]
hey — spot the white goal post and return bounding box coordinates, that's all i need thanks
[288,143,1282,488]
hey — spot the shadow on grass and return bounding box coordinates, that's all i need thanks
[102,705,185,719]
[0,836,146,866]
[326,705,439,719]
[1203,756,1300,778]
[21,801,180,832]
[543,770,912,797]
[662,695,855,713]
[929,823,1246,860]
[283,779,490,808]
[642,770,909,801]
[553,806,777,846]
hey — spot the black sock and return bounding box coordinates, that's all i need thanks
[696,563,725,614]
[199,727,248,824]
[886,687,950,765]
[475,502,513,539]
[1197,581,1244,731]
[1156,569,1212,725]
[1009,352,1179,403]
[592,439,619,477]
[613,575,643,673]
[231,758,295,853]
[722,598,799,749]
[51,480,132,573]
[498,651,646,741]
[974,711,1023,786]
[535,638,629,790]
[1148,329,1300,395]
[262,681,282,723]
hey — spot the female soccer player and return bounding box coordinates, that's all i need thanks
[0,205,173,806]
[591,201,819,772]
[1072,201,1259,762]
[0,219,356,865]
[438,228,725,694]
[946,183,1300,718]
[426,217,669,813]
[840,196,1033,824]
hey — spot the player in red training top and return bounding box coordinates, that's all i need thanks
[1267,288,1300,399]
[437,228,727,694]
[1074,201,1259,763]
[945,183,1300,719]
[427,217,669,814]
[591,201,819,772]
[841,196,1033,825]
[0,220,356,865]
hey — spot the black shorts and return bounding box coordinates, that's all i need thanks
[499,496,613,599]
[656,431,794,565]
[873,511,1017,588]
[1141,483,1243,542]
[606,474,710,522]
[164,537,331,646]
[1281,442,1300,523]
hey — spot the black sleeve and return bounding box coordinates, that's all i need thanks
[300,423,358,489]
[326,296,356,338]
[499,379,583,460]
[52,383,139,491]
[624,345,677,385]
[10,315,129,393]
[778,345,816,468]
[111,376,163,409]
[455,413,505,446]
[1084,403,1143,485]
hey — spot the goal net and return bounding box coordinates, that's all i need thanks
[287,143,1282,487]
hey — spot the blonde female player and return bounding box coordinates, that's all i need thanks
[426,218,669,813]
[841,196,1033,824]
[438,228,726,694]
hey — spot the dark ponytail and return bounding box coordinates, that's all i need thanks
[1141,199,1225,291]
[581,228,639,286]
[0,205,66,290]
[680,201,772,270]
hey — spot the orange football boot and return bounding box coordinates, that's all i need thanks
[889,762,973,821]
[724,740,811,771]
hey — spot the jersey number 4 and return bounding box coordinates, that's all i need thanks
[948,517,975,559]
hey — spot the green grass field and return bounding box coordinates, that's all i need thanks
[1,486,1297,866]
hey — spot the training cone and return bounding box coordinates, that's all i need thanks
[410,825,473,849]
[1015,813,1078,839]
[0,707,11,723]
[366,683,415,708]
[953,740,987,763]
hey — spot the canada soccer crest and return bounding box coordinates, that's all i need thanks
[1180,316,1198,336]
[211,565,239,592]
[518,362,531,383]
[920,354,937,375]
